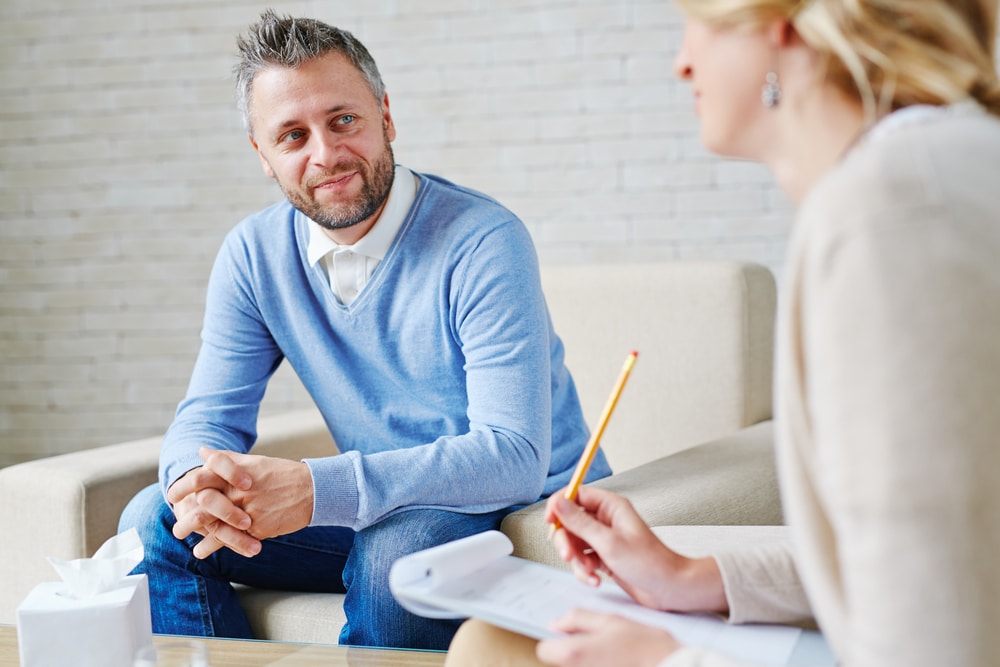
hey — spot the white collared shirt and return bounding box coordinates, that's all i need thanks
[306,165,418,305]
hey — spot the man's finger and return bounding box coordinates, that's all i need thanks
[199,447,252,491]
[194,487,252,531]
[192,522,262,560]
[166,466,225,505]
[172,502,216,540]
[191,532,227,560]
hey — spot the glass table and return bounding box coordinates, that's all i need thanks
[0,624,447,666]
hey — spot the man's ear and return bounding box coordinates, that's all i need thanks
[248,133,275,179]
[380,92,397,143]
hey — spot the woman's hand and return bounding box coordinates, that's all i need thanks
[545,486,728,614]
[536,609,681,667]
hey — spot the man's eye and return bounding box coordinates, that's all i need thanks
[337,115,355,126]
[282,130,305,143]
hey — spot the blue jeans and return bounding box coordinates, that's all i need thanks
[118,484,511,649]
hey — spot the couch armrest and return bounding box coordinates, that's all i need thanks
[0,436,160,625]
[0,408,333,624]
[501,421,781,569]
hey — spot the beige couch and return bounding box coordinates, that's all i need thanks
[0,261,782,644]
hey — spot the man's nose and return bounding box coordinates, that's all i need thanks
[310,132,344,169]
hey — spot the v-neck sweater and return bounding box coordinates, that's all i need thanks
[160,171,610,530]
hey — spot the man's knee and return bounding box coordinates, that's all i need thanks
[342,510,508,649]
[118,483,174,544]
[359,510,497,561]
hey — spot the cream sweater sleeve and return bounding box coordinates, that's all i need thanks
[656,546,811,667]
[714,544,812,625]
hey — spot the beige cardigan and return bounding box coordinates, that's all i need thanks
[668,102,1000,666]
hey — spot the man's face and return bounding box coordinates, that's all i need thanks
[248,52,396,243]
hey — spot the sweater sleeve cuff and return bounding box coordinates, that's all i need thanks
[714,552,748,624]
[303,454,360,527]
[161,455,206,498]
[713,546,813,625]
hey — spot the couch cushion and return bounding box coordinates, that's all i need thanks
[237,587,346,644]
[502,421,782,569]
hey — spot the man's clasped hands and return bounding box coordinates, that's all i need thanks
[167,446,315,560]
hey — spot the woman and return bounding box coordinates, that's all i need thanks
[445,0,1000,665]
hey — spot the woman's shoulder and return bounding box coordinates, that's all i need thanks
[800,105,1000,242]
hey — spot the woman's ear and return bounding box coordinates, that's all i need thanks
[767,19,796,48]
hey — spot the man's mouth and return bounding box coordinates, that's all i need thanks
[314,172,357,190]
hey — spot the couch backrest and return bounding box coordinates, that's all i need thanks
[540,261,776,472]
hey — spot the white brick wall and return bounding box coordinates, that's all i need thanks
[0,0,798,465]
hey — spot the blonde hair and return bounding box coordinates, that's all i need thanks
[674,0,1000,119]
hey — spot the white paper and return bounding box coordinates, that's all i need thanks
[390,529,513,618]
[390,531,835,667]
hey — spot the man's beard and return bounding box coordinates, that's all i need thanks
[283,139,396,231]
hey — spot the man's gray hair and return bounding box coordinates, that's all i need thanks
[234,9,386,134]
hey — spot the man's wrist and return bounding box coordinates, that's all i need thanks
[296,460,316,526]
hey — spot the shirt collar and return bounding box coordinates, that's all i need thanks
[306,165,419,266]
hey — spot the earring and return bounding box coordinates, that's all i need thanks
[761,71,781,108]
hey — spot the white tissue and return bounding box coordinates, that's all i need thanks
[46,528,145,600]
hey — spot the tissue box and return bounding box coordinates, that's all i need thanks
[16,573,153,667]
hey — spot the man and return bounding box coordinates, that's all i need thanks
[118,9,611,650]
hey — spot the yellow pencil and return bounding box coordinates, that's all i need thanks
[550,350,638,536]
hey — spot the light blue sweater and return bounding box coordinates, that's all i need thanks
[160,171,611,530]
